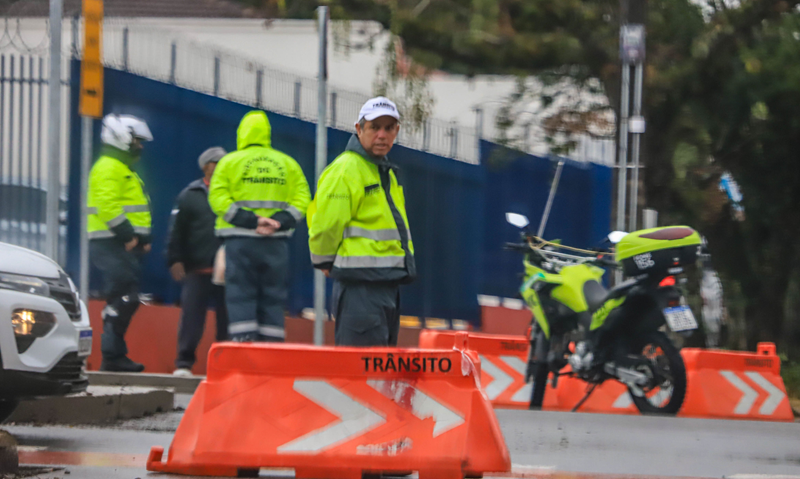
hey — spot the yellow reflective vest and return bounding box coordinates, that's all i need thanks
[308,135,416,283]
[87,152,151,242]
[209,111,311,238]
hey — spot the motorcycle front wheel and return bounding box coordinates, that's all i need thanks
[627,331,687,415]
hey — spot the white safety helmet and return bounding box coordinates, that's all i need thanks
[101,114,153,152]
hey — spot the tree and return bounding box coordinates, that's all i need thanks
[245,0,800,353]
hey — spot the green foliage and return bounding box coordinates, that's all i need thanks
[782,360,800,399]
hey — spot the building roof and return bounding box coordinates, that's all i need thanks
[0,0,256,18]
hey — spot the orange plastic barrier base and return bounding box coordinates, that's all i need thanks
[419,330,530,409]
[420,331,793,422]
[147,335,511,478]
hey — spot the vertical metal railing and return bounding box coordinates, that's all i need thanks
[0,53,69,256]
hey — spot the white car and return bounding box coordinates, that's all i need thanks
[0,242,92,421]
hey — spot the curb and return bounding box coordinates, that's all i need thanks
[7,386,174,425]
[89,371,202,394]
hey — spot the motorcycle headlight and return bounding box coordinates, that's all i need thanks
[0,272,50,297]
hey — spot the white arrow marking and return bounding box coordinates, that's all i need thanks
[613,392,633,409]
[720,371,758,415]
[744,371,786,415]
[368,380,465,437]
[500,356,533,403]
[480,355,514,400]
[278,380,385,453]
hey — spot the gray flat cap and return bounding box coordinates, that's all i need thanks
[198,147,227,169]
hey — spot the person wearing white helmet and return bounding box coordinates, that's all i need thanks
[87,114,154,372]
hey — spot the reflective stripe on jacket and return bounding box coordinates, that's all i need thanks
[308,135,416,283]
[87,153,151,241]
[208,111,311,238]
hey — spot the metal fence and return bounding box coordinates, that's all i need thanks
[0,50,71,261]
[69,18,483,164]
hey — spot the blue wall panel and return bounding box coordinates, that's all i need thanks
[67,63,612,324]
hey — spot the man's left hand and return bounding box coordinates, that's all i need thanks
[143,244,152,253]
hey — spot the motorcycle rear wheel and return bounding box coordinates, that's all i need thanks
[627,331,687,415]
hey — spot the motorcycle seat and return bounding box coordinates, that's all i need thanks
[584,279,639,313]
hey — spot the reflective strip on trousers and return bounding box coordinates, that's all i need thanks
[259,325,285,339]
[217,227,294,238]
[229,321,258,335]
[333,255,405,269]
[310,253,336,265]
[342,226,401,241]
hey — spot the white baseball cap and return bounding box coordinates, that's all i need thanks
[355,96,400,126]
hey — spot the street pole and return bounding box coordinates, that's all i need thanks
[628,62,644,232]
[46,0,63,261]
[313,6,329,346]
[80,117,92,300]
[538,159,565,238]
[616,64,630,237]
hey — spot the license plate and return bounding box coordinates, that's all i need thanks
[663,305,698,332]
[78,329,93,356]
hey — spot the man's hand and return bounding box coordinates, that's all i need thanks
[256,216,281,236]
[322,269,331,278]
[170,262,186,282]
[143,244,152,254]
[125,237,139,251]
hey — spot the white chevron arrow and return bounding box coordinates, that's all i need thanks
[499,356,533,403]
[480,355,514,400]
[744,371,786,415]
[278,380,386,453]
[613,387,672,409]
[720,371,758,415]
[368,380,465,437]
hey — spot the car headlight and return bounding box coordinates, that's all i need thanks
[12,309,57,353]
[12,309,56,336]
[0,272,50,297]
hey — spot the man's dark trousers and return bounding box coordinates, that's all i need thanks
[175,272,228,370]
[225,237,289,342]
[90,238,142,361]
[332,280,400,346]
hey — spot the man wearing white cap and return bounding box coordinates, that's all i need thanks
[308,97,416,346]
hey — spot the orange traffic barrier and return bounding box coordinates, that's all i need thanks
[420,330,531,409]
[419,331,793,422]
[678,342,793,421]
[147,334,511,478]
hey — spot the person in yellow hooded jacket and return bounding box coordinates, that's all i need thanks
[308,97,416,346]
[208,111,311,341]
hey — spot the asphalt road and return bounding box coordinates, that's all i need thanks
[5,398,800,479]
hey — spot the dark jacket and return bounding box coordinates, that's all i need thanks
[167,179,221,272]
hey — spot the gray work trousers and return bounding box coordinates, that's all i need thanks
[332,280,400,347]
[90,238,142,361]
[224,237,289,342]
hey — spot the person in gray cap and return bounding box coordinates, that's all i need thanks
[166,147,229,376]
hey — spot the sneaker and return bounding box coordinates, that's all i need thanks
[100,356,145,373]
[173,368,193,377]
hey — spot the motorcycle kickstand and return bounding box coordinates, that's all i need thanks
[571,383,598,412]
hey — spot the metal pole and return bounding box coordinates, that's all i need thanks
[313,6,329,346]
[615,63,631,284]
[46,0,63,262]
[628,62,643,232]
[616,64,630,236]
[80,116,92,300]
[537,159,565,238]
